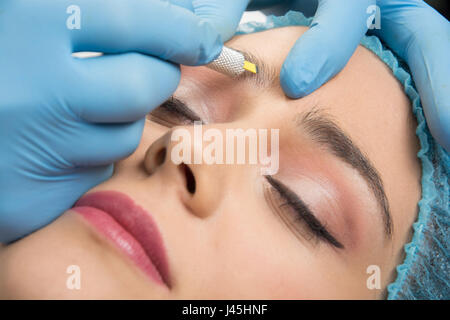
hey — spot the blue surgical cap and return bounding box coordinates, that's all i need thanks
[237,11,450,300]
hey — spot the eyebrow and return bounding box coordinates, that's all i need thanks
[233,48,279,88]
[298,109,393,238]
[234,48,393,238]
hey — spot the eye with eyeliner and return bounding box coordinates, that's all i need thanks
[264,175,344,249]
[149,98,344,249]
[148,97,203,127]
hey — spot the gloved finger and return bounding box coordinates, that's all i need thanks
[61,119,146,167]
[0,164,113,243]
[71,0,222,65]
[280,0,375,98]
[170,0,250,42]
[167,0,194,11]
[374,0,450,152]
[68,52,180,123]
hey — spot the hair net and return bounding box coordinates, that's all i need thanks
[237,11,449,300]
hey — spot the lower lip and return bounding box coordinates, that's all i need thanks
[71,193,169,288]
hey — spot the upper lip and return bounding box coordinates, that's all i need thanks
[74,190,171,287]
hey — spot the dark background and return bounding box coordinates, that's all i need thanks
[256,0,449,20]
[425,0,449,19]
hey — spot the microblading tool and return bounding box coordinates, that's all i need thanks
[206,46,258,78]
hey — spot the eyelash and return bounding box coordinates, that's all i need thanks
[265,181,321,246]
[148,98,199,127]
[151,99,344,248]
[264,176,344,249]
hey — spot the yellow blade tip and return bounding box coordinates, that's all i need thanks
[243,60,257,74]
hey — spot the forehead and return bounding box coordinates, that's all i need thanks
[228,26,308,73]
[179,25,416,155]
[175,27,307,123]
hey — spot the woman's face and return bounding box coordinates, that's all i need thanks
[0,26,421,299]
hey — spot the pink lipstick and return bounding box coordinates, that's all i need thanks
[72,191,170,288]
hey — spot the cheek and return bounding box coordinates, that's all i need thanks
[202,184,317,299]
[204,175,370,299]
[0,213,150,299]
[216,215,326,299]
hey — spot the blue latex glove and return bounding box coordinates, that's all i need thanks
[0,0,222,243]
[169,0,250,41]
[372,0,450,152]
[279,0,375,96]
[277,0,450,152]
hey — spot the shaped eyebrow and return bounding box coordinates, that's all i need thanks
[230,47,393,238]
[232,48,279,88]
[297,109,393,238]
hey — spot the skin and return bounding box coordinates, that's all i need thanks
[0,26,421,299]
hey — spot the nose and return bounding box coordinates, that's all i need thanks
[144,127,223,218]
[144,131,170,176]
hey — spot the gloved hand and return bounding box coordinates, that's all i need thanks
[372,0,450,152]
[0,0,222,243]
[278,0,375,96]
[170,0,250,41]
[275,0,450,152]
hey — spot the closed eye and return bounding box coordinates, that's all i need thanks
[148,97,203,127]
[264,175,344,249]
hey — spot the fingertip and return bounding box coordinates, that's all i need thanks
[196,38,223,66]
[280,64,308,99]
[280,55,324,99]
[190,20,223,66]
[278,0,371,99]
[280,30,357,99]
[97,119,146,162]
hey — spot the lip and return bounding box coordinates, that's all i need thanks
[72,191,170,288]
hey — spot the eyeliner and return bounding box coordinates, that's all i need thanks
[265,175,344,249]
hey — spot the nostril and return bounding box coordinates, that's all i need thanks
[180,164,196,194]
